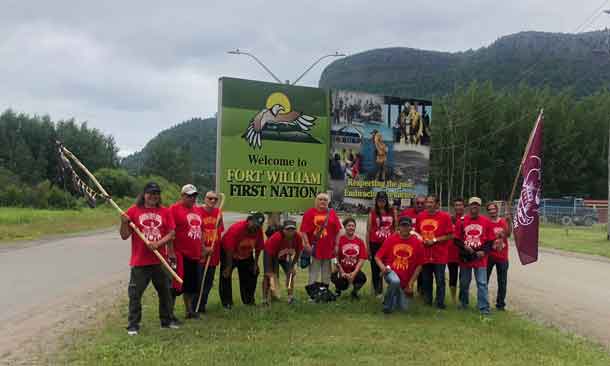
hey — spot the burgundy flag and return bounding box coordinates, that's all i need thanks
[513,111,543,265]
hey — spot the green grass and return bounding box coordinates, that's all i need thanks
[55,272,610,366]
[539,224,610,258]
[0,207,118,242]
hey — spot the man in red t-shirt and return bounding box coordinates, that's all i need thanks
[375,216,424,313]
[416,195,453,309]
[219,212,265,308]
[486,202,511,311]
[332,217,368,300]
[399,195,425,294]
[194,191,224,314]
[120,182,177,335]
[453,197,494,315]
[169,184,205,320]
[448,197,465,304]
[263,219,304,305]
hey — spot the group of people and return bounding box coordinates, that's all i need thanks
[119,182,510,335]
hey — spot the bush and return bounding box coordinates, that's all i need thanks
[94,168,137,198]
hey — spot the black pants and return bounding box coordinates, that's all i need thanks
[331,271,367,293]
[192,265,216,313]
[219,250,258,306]
[422,263,446,307]
[369,242,383,295]
[487,258,509,309]
[448,262,459,288]
[128,264,172,329]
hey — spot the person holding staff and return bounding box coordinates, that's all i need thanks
[300,193,343,299]
[366,191,395,297]
[263,219,305,305]
[120,182,178,335]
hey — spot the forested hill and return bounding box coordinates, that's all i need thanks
[121,117,217,189]
[319,30,610,98]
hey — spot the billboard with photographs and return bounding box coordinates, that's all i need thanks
[329,90,431,212]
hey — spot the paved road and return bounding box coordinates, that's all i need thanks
[1,217,609,362]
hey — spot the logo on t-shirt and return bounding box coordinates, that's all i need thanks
[340,243,360,268]
[139,212,163,242]
[464,224,483,248]
[493,226,505,238]
[203,229,218,246]
[313,215,328,239]
[420,218,439,241]
[186,213,202,240]
[392,244,413,271]
[375,216,394,240]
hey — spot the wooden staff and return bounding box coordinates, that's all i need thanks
[59,144,182,284]
[195,193,225,313]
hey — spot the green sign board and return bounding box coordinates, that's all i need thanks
[216,77,330,212]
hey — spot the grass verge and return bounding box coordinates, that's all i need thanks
[55,272,610,366]
[539,224,610,259]
[0,207,118,242]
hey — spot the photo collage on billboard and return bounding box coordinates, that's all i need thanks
[329,90,432,213]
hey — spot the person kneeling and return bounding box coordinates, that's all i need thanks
[332,217,367,300]
[375,216,423,313]
[263,219,304,305]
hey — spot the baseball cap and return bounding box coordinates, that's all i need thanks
[181,184,198,195]
[282,220,297,230]
[247,212,265,227]
[468,197,482,205]
[143,182,161,194]
[398,216,412,226]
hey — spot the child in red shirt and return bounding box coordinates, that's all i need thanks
[333,217,368,300]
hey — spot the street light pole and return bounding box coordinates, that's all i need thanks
[291,51,346,85]
[227,49,282,84]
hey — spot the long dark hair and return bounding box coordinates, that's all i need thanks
[135,193,162,208]
[374,191,390,223]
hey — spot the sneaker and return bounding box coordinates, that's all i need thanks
[161,322,180,329]
[287,296,297,305]
[496,306,506,311]
[126,326,139,336]
[222,304,232,310]
[376,293,384,300]
[350,292,360,300]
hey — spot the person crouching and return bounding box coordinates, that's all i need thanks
[332,217,368,300]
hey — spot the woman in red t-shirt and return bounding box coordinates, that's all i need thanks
[486,202,510,310]
[300,193,342,295]
[120,182,177,336]
[366,191,395,297]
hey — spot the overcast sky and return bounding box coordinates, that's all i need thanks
[1,0,608,156]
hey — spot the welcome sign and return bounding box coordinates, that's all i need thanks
[216,77,330,212]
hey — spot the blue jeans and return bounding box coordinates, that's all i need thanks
[383,271,409,313]
[459,266,490,314]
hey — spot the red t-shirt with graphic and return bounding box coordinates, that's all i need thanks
[125,205,175,267]
[221,220,264,260]
[337,235,368,273]
[448,215,464,263]
[489,218,509,263]
[264,231,304,260]
[368,210,395,244]
[201,208,224,266]
[300,208,342,260]
[170,203,205,260]
[375,233,424,289]
[416,210,453,264]
[454,215,494,268]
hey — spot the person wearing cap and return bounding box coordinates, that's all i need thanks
[169,184,205,320]
[333,217,368,300]
[194,191,224,314]
[375,216,424,313]
[120,182,177,335]
[262,219,304,305]
[453,197,495,315]
[415,195,453,309]
[366,191,396,297]
[219,212,265,308]
[300,193,343,299]
[448,197,466,304]
[486,201,511,311]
